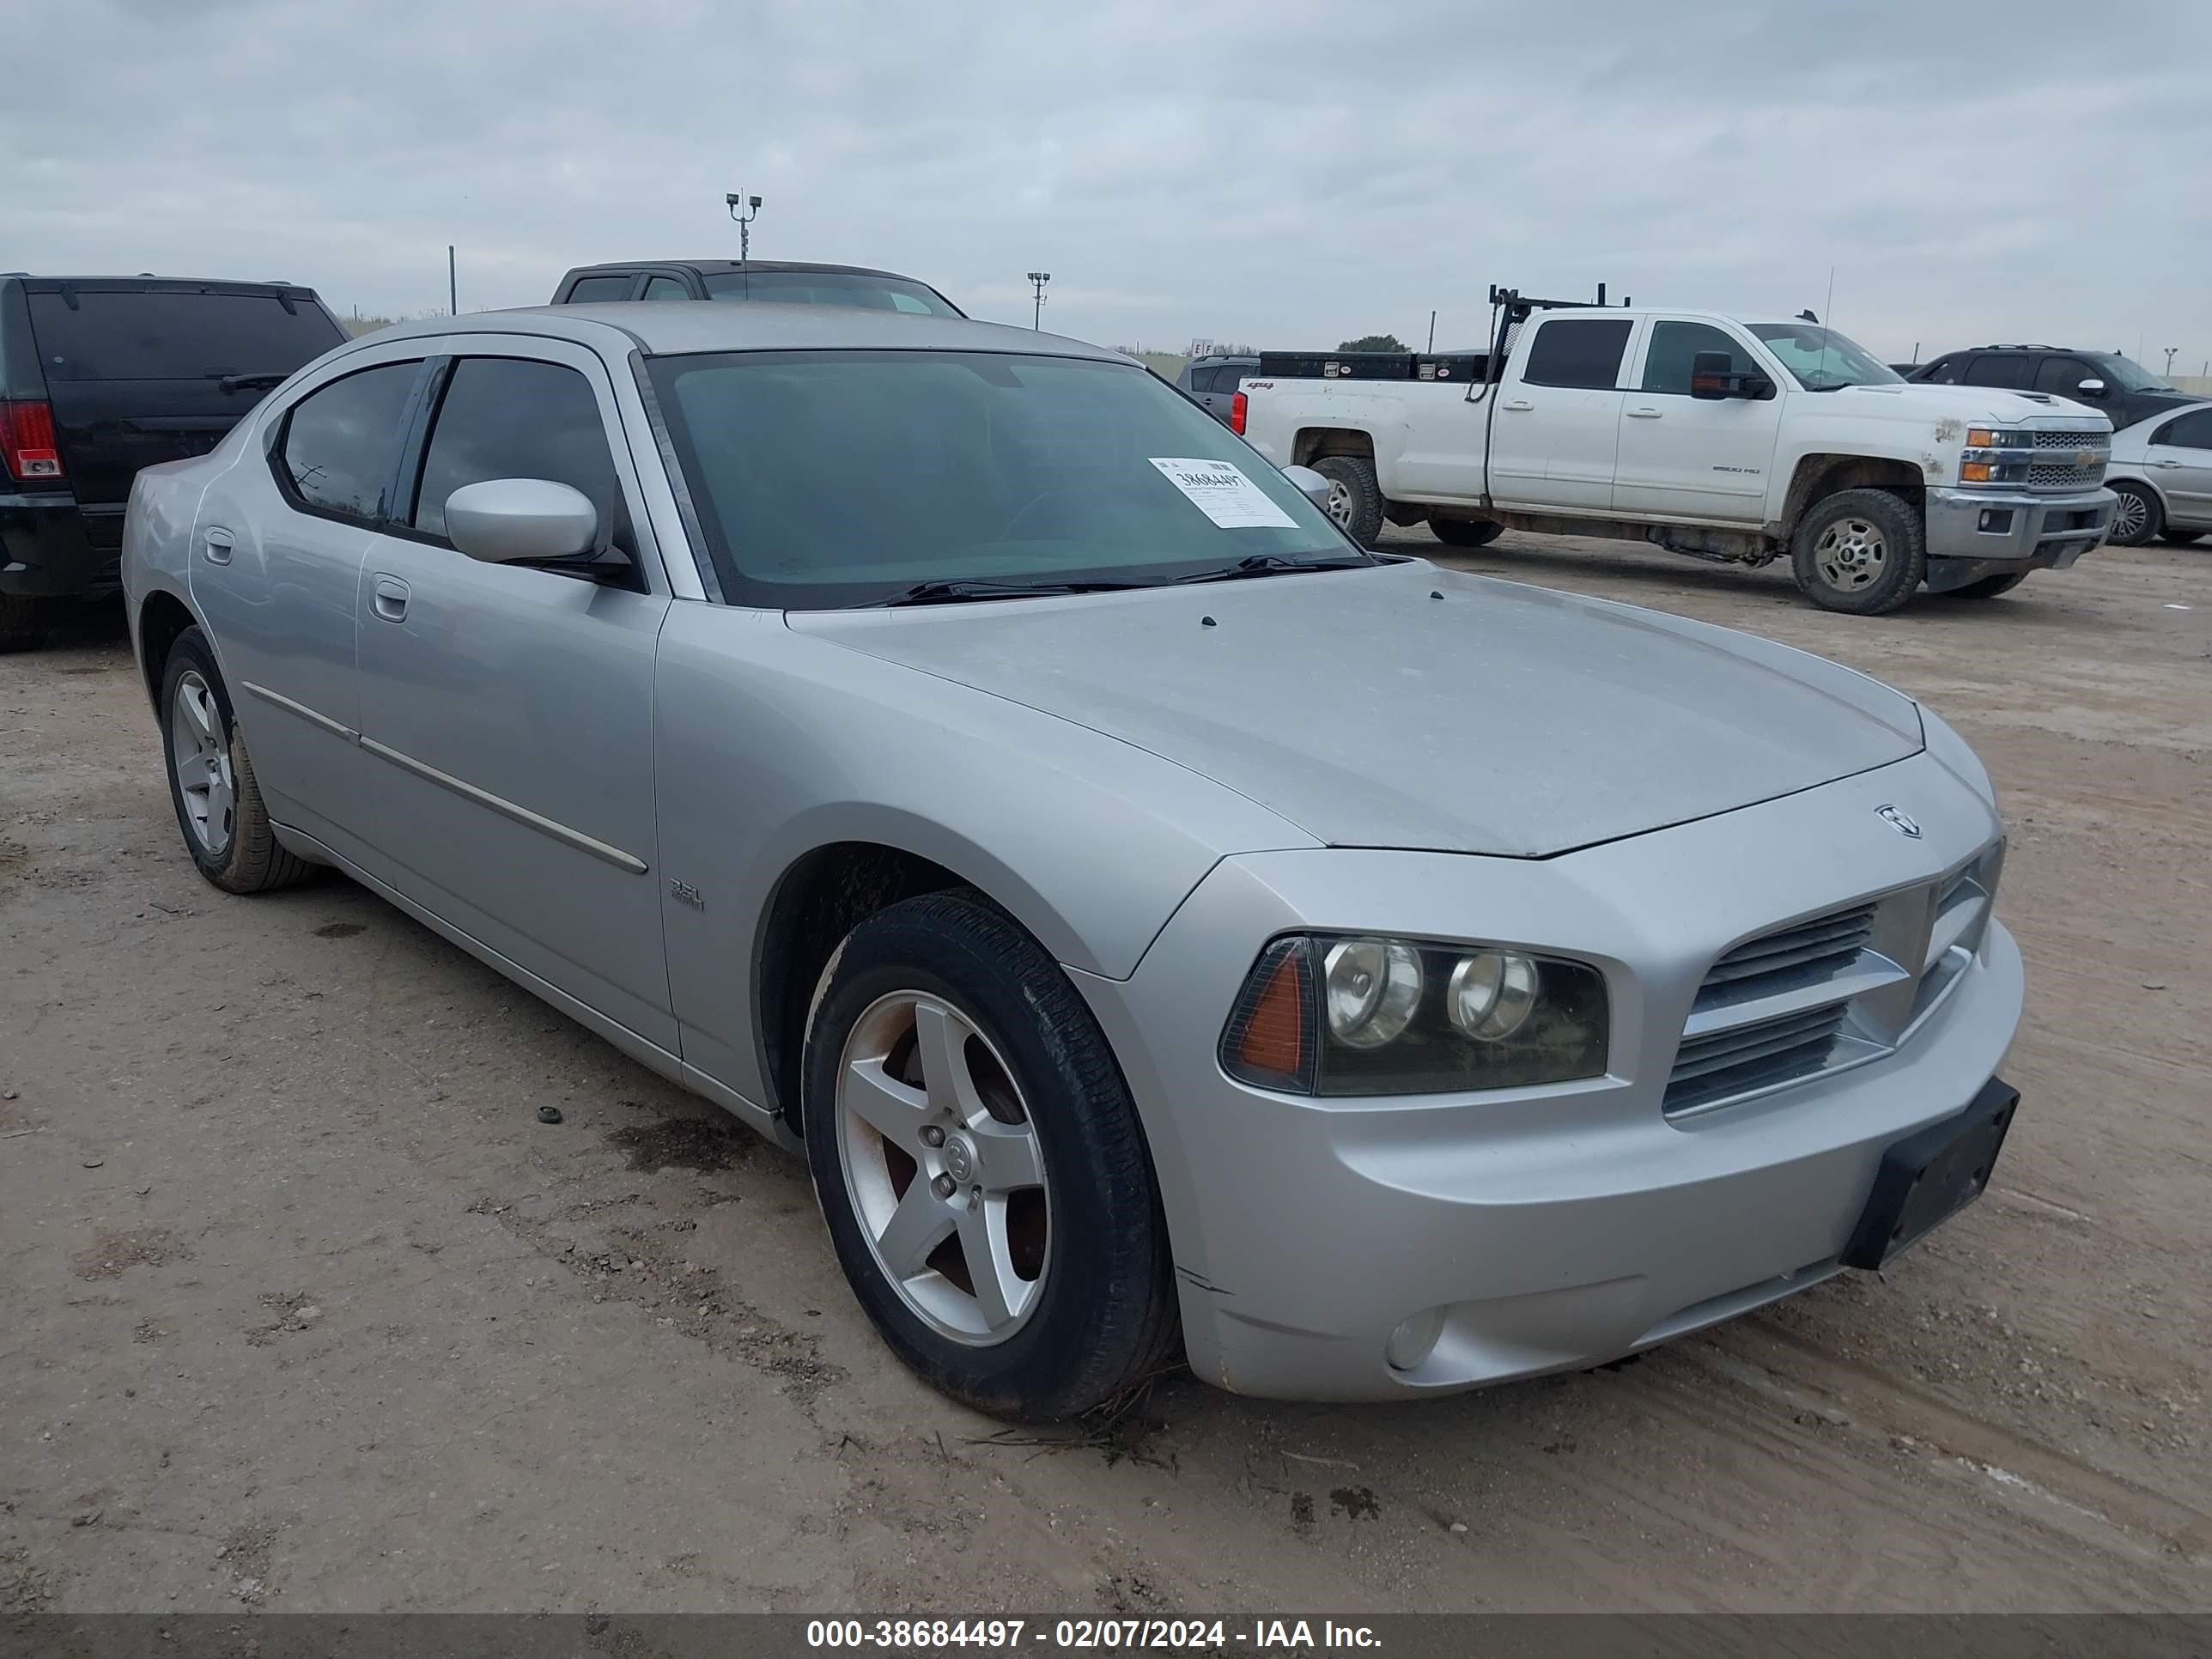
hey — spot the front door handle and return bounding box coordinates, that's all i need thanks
[1626,406,1663,418]
[372,574,410,622]
[201,526,234,564]
[2146,459,2182,469]
[1502,399,1534,412]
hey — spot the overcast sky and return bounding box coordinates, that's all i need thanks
[7,0,2209,371]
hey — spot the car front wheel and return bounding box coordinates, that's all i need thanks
[2106,482,2163,547]
[801,891,1178,1421]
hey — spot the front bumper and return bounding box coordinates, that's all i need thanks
[1923,484,2112,583]
[1074,750,2022,1401]
[0,491,116,599]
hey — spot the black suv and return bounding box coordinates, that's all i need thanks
[550,260,964,317]
[1905,344,2191,433]
[2,275,345,648]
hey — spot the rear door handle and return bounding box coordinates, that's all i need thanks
[1626,407,1662,419]
[371,574,410,622]
[1502,399,1534,412]
[2147,459,2182,469]
[201,526,234,564]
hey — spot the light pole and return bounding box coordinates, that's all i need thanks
[1026,271,1050,330]
[726,192,763,263]
[2165,346,2180,378]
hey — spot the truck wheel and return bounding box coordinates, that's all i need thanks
[0,593,45,653]
[801,890,1179,1422]
[2106,483,2162,546]
[1939,573,2027,599]
[1310,456,1386,547]
[1790,489,1926,615]
[160,626,316,894]
[1428,514,1504,549]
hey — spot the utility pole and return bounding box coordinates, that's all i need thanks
[726,192,762,263]
[1026,271,1051,329]
[2165,346,2180,377]
[1426,310,1437,352]
[447,245,457,315]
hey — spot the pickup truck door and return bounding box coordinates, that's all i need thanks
[1486,315,1635,511]
[1612,319,1786,522]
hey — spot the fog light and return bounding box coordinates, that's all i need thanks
[1385,1308,1445,1372]
[1978,508,2014,534]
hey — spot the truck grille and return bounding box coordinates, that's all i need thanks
[2029,428,2104,450]
[1663,847,2002,1118]
[2027,460,2104,489]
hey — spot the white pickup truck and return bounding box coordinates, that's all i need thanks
[1234,294,2118,613]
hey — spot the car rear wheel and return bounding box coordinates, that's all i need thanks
[160,626,315,894]
[1939,572,2028,599]
[1427,513,1504,549]
[801,890,1178,1421]
[2157,529,2204,547]
[1310,455,1386,547]
[1790,489,1926,615]
[2106,482,2162,547]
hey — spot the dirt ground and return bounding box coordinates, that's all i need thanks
[3,532,2208,1615]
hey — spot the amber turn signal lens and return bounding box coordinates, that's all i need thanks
[1237,947,1308,1079]
[1960,462,1993,483]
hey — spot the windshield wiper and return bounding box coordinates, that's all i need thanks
[1171,553,1371,584]
[864,577,1152,608]
[217,372,289,393]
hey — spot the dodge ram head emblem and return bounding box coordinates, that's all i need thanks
[1876,805,1922,839]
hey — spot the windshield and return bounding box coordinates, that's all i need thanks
[1746,324,1902,392]
[700,270,963,318]
[647,349,1358,608]
[2087,353,2172,392]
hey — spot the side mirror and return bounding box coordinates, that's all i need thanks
[2075,379,2107,398]
[1689,350,1734,400]
[1281,464,1333,507]
[443,478,600,564]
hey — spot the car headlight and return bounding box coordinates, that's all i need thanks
[1221,933,1609,1097]
[1960,428,2032,486]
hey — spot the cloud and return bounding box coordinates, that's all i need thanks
[3,0,2207,368]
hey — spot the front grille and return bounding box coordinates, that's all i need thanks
[1664,845,2002,1119]
[2029,428,2104,450]
[2027,461,2104,489]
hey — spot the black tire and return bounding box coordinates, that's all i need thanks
[2106,482,2163,547]
[1310,454,1386,548]
[1428,514,1504,549]
[1939,572,2027,599]
[800,890,1178,1422]
[1790,489,1927,615]
[159,626,315,895]
[0,592,46,653]
[2157,529,2204,547]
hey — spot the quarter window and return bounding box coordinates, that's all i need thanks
[1964,356,2032,389]
[1640,322,1758,395]
[276,361,423,521]
[2155,410,2212,450]
[562,275,634,302]
[641,276,690,301]
[410,357,626,551]
[1521,319,1633,390]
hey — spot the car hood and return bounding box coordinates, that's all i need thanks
[1863,382,2111,429]
[790,560,1924,858]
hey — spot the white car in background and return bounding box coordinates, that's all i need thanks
[2102,402,2212,546]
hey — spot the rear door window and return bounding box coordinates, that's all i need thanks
[2154,410,2212,450]
[410,356,626,551]
[276,361,425,521]
[1521,319,1634,390]
[28,289,343,382]
[562,275,635,302]
[641,276,690,301]
[1964,356,2032,389]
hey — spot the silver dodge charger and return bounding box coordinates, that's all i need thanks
[121,304,2024,1419]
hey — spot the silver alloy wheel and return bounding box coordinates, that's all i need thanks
[2111,489,2148,541]
[835,991,1050,1346]
[1813,517,1888,592]
[169,669,236,855]
[1324,478,1355,530]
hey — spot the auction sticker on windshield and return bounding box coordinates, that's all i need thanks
[1148,457,1297,530]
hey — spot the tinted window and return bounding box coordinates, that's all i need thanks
[410,357,624,550]
[2155,410,2212,450]
[1641,322,1757,394]
[2035,357,2098,395]
[562,275,634,302]
[1521,319,1633,390]
[28,289,343,383]
[647,349,1351,608]
[277,362,422,520]
[700,270,962,317]
[1197,365,1239,393]
[641,276,690,301]
[1924,356,1966,384]
[1965,356,2032,389]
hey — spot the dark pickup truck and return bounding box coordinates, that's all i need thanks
[2,274,345,648]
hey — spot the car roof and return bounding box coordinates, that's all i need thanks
[565,259,929,281]
[353,302,1127,362]
[3,274,320,296]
